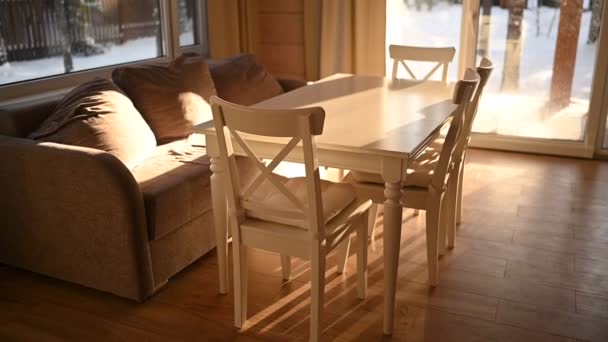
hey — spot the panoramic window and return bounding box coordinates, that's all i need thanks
[472,0,602,141]
[0,0,165,86]
[386,0,603,142]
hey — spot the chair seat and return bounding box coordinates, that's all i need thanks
[245,176,357,229]
[240,197,371,258]
[350,136,442,188]
[132,140,212,240]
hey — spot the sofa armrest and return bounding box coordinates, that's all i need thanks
[0,136,154,301]
[0,94,63,137]
[277,78,308,93]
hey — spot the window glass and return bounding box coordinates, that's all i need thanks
[386,0,462,81]
[472,0,602,141]
[0,0,165,86]
[179,0,199,46]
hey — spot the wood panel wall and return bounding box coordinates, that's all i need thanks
[252,0,306,80]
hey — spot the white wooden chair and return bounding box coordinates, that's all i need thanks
[348,57,493,248]
[210,97,372,342]
[325,45,458,214]
[449,57,494,231]
[386,45,457,220]
[342,69,480,286]
[325,45,455,211]
[389,44,456,83]
[421,58,494,245]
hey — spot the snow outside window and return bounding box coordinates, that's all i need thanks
[0,0,177,86]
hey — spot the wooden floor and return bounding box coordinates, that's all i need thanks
[3,149,608,341]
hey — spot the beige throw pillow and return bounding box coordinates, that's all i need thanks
[29,78,156,170]
[112,53,217,144]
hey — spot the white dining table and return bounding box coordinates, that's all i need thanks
[194,73,456,334]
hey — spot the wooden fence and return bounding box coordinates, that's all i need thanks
[0,0,160,62]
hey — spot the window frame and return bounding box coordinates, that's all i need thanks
[176,0,209,53]
[0,0,209,102]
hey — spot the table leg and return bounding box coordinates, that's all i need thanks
[383,181,403,335]
[210,156,229,294]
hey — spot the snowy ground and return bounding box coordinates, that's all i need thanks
[387,0,599,141]
[0,32,194,86]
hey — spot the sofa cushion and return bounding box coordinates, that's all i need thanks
[132,140,258,240]
[112,53,217,144]
[208,54,284,106]
[28,78,156,169]
[132,140,212,240]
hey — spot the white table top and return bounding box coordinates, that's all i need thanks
[196,74,456,159]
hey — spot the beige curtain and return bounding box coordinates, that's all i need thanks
[318,0,386,78]
[207,0,256,58]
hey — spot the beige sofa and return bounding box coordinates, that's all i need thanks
[0,58,305,301]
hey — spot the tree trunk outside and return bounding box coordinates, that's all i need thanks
[0,25,7,65]
[588,0,603,43]
[550,0,583,108]
[56,0,73,73]
[117,1,124,44]
[501,0,525,92]
[154,7,163,56]
[479,0,493,56]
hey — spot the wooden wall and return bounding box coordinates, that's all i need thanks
[252,0,306,80]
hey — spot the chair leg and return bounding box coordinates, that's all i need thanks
[232,229,248,328]
[210,160,229,294]
[367,203,379,241]
[357,214,368,299]
[337,168,346,181]
[310,244,326,342]
[456,165,464,225]
[336,235,351,274]
[426,200,441,286]
[280,255,291,280]
[438,197,447,256]
[447,174,458,249]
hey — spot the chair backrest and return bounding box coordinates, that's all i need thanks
[389,45,456,83]
[431,68,480,191]
[453,57,494,165]
[210,96,328,237]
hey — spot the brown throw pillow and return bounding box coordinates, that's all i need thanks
[208,54,284,106]
[112,53,217,144]
[29,78,156,170]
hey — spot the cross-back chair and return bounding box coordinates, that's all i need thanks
[342,68,480,286]
[390,44,456,83]
[448,57,494,239]
[210,96,372,342]
[328,44,455,223]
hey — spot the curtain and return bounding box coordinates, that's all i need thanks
[208,0,386,78]
[318,0,386,78]
[207,0,255,58]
